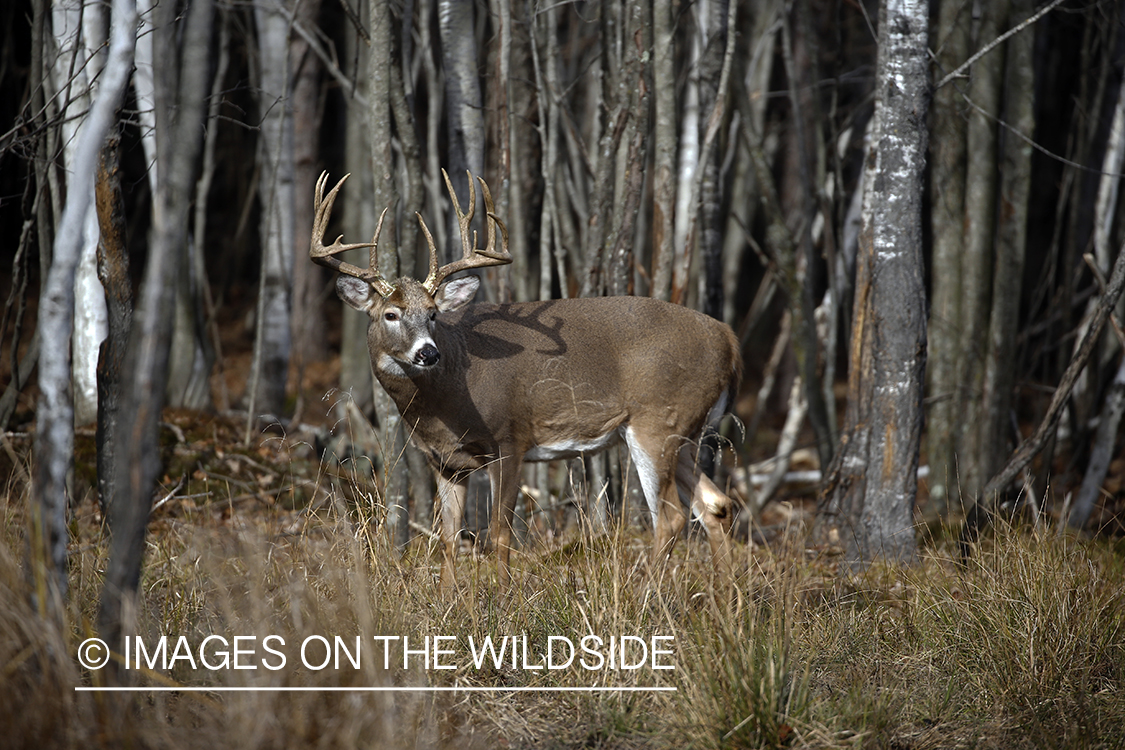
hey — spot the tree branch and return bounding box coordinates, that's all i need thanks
[961,240,1125,555]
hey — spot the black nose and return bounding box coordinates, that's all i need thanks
[415,344,440,367]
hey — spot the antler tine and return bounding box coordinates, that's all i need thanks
[417,210,441,290]
[421,171,513,293]
[310,172,396,298]
[476,175,510,263]
[444,168,475,261]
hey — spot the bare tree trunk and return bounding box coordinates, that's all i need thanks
[164,2,220,413]
[1069,353,1125,531]
[94,132,132,518]
[0,0,50,431]
[957,0,1010,500]
[33,0,136,617]
[339,4,375,415]
[490,0,529,301]
[389,0,433,534]
[438,0,484,263]
[980,0,1034,484]
[99,0,212,666]
[48,0,109,429]
[650,0,675,301]
[669,3,702,306]
[817,0,927,570]
[369,0,409,549]
[191,10,232,411]
[607,0,651,298]
[390,12,423,277]
[722,0,777,326]
[248,0,296,422]
[531,0,561,300]
[290,0,329,378]
[1070,28,1125,430]
[579,1,618,300]
[779,3,834,470]
[925,0,970,523]
[696,0,729,320]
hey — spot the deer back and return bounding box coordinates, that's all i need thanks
[371,293,741,472]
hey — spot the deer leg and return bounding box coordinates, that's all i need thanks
[624,427,686,566]
[487,452,523,586]
[436,472,469,589]
[675,450,734,577]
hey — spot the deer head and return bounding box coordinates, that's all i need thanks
[311,169,511,374]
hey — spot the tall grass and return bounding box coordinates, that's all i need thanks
[2,446,1124,748]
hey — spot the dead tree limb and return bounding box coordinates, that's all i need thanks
[960,241,1125,556]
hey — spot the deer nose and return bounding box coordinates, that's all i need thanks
[415,343,440,367]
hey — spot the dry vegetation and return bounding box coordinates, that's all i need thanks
[2,416,1125,750]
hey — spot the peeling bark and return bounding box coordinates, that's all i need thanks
[818,0,928,569]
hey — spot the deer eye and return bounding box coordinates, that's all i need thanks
[384,310,399,322]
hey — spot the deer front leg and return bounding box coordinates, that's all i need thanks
[436,472,469,589]
[488,452,523,587]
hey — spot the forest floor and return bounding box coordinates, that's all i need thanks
[2,290,1125,748]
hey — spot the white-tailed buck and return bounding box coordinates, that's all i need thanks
[311,170,742,586]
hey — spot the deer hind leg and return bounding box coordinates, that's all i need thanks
[437,472,469,589]
[487,452,524,587]
[623,427,686,565]
[675,448,734,577]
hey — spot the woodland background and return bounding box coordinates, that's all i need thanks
[1,0,1125,747]
[0,0,1123,569]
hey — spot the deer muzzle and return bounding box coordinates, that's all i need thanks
[414,343,440,367]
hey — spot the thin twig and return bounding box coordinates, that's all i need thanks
[1083,253,1125,347]
[935,0,1067,90]
[152,475,186,512]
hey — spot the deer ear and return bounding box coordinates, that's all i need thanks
[336,276,377,312]
[434,275,480,312]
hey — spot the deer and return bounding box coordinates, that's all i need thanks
[311,170,742,587]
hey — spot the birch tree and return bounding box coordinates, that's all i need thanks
[46,0,109,429]
[818,0,928,568]
[34,0,136,613]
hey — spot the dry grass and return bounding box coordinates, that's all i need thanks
[2,432,1125,749]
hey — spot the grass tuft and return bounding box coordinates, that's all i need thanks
[2,442,1125,748]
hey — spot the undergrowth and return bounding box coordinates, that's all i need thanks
[2,439,1124,749]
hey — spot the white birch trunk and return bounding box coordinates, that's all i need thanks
[672,5,702,292]
[133,0,158,190]
[49,0,108,427]
[36,0,136,608]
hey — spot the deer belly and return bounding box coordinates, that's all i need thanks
[524,429,622,461]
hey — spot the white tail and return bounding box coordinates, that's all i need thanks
[311,171,742,586]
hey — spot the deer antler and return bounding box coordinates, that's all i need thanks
[310,172,396,298]
[419,169,512,294]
